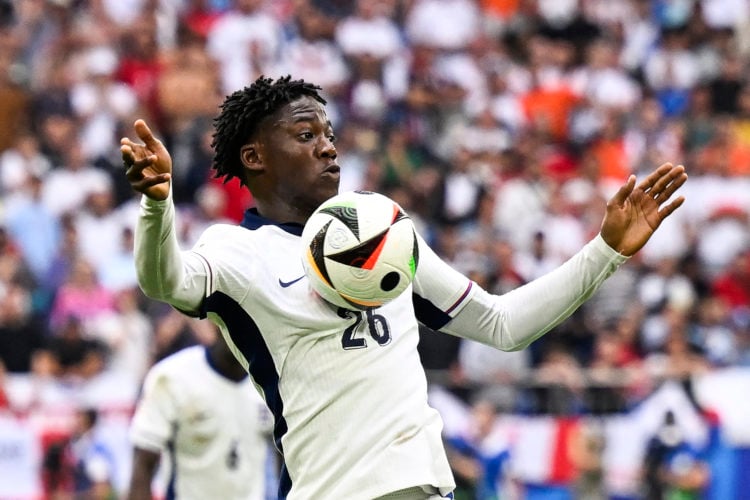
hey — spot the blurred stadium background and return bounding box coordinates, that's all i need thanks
[0,0,749,498]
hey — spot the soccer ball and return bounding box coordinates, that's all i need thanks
[301,191,419,310]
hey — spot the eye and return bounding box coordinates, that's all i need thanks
[328,134,337,143]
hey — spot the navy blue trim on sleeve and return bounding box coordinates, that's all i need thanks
[412,293,452,330]
[412,282,473,331]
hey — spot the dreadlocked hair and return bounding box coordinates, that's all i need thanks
[211,75,326,185]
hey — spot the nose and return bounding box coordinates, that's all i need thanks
[317,136,337,159]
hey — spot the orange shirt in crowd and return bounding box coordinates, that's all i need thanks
[521,85,579,142]
[589,137,630,182]
[481,0,520,19]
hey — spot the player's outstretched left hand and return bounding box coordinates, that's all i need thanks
[600,163,687,256]
[121,119,172,201]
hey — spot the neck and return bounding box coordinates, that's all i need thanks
[253,196,312,226]
[207,343,247,382]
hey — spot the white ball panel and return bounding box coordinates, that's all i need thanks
[300,191,418,310]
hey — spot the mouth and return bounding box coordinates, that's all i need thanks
[323,164,340,176]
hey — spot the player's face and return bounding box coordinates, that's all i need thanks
[256,96,339,219]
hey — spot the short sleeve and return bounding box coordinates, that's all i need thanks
[130,368,180,452]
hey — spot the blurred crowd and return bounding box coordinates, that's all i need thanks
[0,0,749,497]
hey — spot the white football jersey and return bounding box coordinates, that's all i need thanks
[130,345,273,500]
[135,196,626,499]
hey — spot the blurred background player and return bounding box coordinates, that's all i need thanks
[127,337,275,500]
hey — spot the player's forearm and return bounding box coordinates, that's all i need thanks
[135,193,205,311]
[447,234,627,350]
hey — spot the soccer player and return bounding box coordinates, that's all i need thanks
[127,338,274,500]
[121,75,686,500]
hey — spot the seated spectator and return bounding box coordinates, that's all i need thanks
[70,45,139,162]
[48,258,115,332]
[0,281,47,373]
[3,172,60,283]
[405,0,480,51]
[457,338,530,413]
[644,322,711,384]
[0,132,51,197]
[41,141,112,218]
[43,315,109,381]
[206,0,283,95]
[528,342,586,415]
[335,0,403,65]
[87,287,153,382]
[711,250,750,312]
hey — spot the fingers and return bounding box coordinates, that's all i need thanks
[130,173,171,192]
[609,174,636,207]
[635,163,687,204]
[120,140,134,164]
[636,162,674,192]
[121,143,155,168]
[134,119,163,151]
[658,195,686,221]
[653,167,688,203]
[120,119,162,164]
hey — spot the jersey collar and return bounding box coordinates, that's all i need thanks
[239,208,305,236]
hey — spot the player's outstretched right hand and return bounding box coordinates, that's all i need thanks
[121,119,173,201]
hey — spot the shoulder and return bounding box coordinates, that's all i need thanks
[193,222,293,260]
[195,223,247,242]
[146,346,206,381]
[191,224,258,260]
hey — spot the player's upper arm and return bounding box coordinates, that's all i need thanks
[411,233,475,331]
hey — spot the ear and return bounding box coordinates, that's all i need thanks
[240,143,264,173]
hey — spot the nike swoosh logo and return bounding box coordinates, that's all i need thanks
[278,275,305,288]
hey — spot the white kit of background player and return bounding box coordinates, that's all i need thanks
[130,345,274,499]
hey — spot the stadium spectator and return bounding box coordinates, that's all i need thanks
[206,0,283,95]
[642,409,710,500]
[41,140,112,218]
[72,177,125,274]
[2,171,60,282]
[277,5,349,100]
[457,337,531,413]
[0,36,30,153]
[335,0,404,68]
[87,286,152,382]
[48,257,115,332]
[70,45,139,162]
[115,22,163,122]
[0,280,46,373]
[41,407,116,500]
[42,314,108,381]
[0,132,50,197]
[405,0,480,52]
[97,226,138,293]
[711,250,750,312]
[490,145,550,251]
[444,398,512,500]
